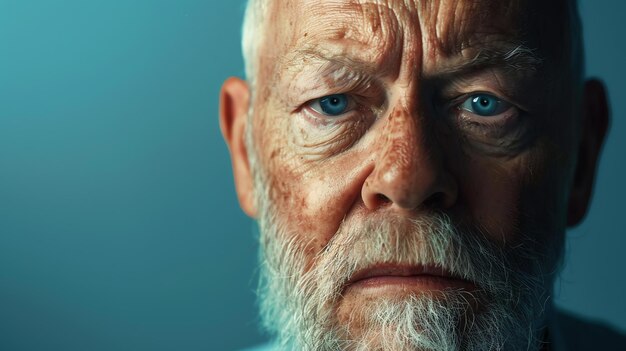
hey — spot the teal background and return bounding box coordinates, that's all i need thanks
[0,1,624,350]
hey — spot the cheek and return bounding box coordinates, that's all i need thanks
[456,156,524,241]
[263,171,346,266]
[455,142,569,245]
[518,140,572,234]
[261,143,367,264]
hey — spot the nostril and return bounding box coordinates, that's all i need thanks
[376,193,391,204]
[423,192,445,208]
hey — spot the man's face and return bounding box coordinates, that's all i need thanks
[252,0,578,245]
[221,0,607,349]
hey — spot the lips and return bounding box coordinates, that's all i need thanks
[345,263,478,292]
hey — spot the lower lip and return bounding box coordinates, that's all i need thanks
[347,275,478,293]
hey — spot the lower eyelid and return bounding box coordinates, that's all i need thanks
[292,111,373,158]
[459,106,519,125]
[302,106,356,126]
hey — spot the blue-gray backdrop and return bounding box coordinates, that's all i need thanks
[0,1,624,350]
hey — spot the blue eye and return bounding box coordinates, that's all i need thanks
[460,94,509,117]
[313,94,350,116]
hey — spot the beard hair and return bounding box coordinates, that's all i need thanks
[247,135,557,351]
[257,208,553,351]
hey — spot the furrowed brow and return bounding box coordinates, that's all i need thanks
[282,43,542,84]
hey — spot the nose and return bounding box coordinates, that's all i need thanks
[362,105,458,212]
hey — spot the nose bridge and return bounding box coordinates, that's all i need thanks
[362,96,456,211]
[378,103,425,183]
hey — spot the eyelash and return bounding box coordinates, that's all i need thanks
[302,94,378,126]
[449,92,520,123]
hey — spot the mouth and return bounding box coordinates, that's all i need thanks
[344,263,479,294]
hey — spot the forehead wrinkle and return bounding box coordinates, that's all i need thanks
[425,0,474,55]
[415,0,527,60]
[290,0,405,76]
[300,0,530,73]
[265,0,542,94]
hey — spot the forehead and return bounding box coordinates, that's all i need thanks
[264,0,531,75]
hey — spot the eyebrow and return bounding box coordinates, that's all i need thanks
[283,41,544,85]
[285,47,384,79]
[439,43,544,77]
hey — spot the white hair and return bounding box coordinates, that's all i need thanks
[241,0,269,194]
[254,190,554,350]
[242,0,268,88]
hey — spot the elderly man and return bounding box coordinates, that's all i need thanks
[220,0,625,350]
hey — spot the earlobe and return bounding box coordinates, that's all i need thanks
[220,77,258,218]
[567,79,610,227]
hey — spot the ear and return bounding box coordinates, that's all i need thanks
[567,79,610,226]
[220,77,257,218]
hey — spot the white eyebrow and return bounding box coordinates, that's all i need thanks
[444,44,544,76]
[283,41,543,84]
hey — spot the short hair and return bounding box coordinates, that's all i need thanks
[242,0,267,89]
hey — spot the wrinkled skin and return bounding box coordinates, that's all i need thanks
[221,0,609,345]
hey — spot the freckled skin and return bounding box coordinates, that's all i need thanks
[248,0,581,330]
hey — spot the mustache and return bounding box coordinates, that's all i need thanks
[294,211,532,302]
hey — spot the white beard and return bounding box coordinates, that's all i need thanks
[249,148,557,351]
